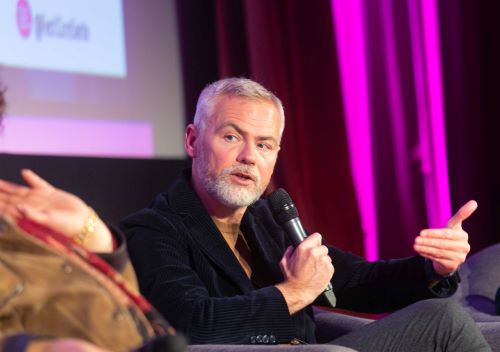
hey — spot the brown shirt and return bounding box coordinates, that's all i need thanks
[211,217,253,278]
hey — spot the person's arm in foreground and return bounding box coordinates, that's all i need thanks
[0,170,128,352]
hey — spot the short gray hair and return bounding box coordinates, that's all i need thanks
[193,77,285,142]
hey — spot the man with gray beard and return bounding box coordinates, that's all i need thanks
[121,78,490,350]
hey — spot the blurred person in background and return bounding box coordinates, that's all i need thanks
[0,84,186,352]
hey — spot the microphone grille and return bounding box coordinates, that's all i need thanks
[268,188,299,224]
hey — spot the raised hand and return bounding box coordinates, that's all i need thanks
[0,169,113,252]
[414,200,477,276]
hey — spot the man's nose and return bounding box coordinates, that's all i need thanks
[237,143,257,165]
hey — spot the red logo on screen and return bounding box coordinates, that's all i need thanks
[17,0,32,38]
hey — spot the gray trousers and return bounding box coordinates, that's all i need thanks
[330,299,491,352]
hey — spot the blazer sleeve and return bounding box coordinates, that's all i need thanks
[123,211,302,345]
[328,246,458,313]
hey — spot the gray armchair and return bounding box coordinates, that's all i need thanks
[189,243,500,351]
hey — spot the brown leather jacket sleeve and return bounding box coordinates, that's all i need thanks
[0,218,142,351]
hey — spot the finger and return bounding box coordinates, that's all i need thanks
[296,234,322,256]
[419,228,468,241]
[281,246,294,264]
[21,169,54,190]
[0,198,22,219]
[0,179,29,196]
[17,204,49,226]
[0,189,27,203]
[321,254,333,264]
[0,192,18,204]
[446,200,478,230]
[414,238,470,254]
[283,245,294,259]
[302,232,323,247]
[310,245,329,258]
[413,244,468,262]
[279,246,294,273]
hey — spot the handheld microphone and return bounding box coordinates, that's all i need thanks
[268,188,336,308]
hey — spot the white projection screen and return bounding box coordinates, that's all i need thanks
[0,0,186,159]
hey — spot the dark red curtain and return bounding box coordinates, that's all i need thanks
[439,0,500,251]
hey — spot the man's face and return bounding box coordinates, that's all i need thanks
[190,95,281,209]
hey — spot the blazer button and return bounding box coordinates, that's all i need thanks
[262,335,269,343]
[250,336,257,344]
[269,335,276,344]
[256,335,263,343]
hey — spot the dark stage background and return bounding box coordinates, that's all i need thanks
[1,0,499,259]
[0,154,189,224]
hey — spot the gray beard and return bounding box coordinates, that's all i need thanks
[196,154,265,208]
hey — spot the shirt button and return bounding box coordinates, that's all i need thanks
[256,335,263,343]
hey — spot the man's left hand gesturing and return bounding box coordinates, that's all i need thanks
[414,200,477,276]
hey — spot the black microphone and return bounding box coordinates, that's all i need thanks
[268,188,336,308]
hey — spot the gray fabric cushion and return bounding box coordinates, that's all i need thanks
[477,322,500,352]
[455,243,500,351]
[456,243,500,319]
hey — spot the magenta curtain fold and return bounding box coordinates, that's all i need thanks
[330,0,378,260]
[332,0,452,258]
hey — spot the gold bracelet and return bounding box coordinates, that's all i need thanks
[74,207,99,246]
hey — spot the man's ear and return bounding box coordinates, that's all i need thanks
[185,124,197,158]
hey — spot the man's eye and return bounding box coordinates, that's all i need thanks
[224,135,238,142]
[257,143,272,151]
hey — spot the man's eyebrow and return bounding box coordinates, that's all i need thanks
[218,122,278,144]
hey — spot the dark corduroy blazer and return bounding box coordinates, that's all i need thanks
[121,169,457,345]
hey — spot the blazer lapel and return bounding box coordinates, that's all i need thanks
[241,209,285,284]
[168,170,254,292]
[185,213,254,292]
